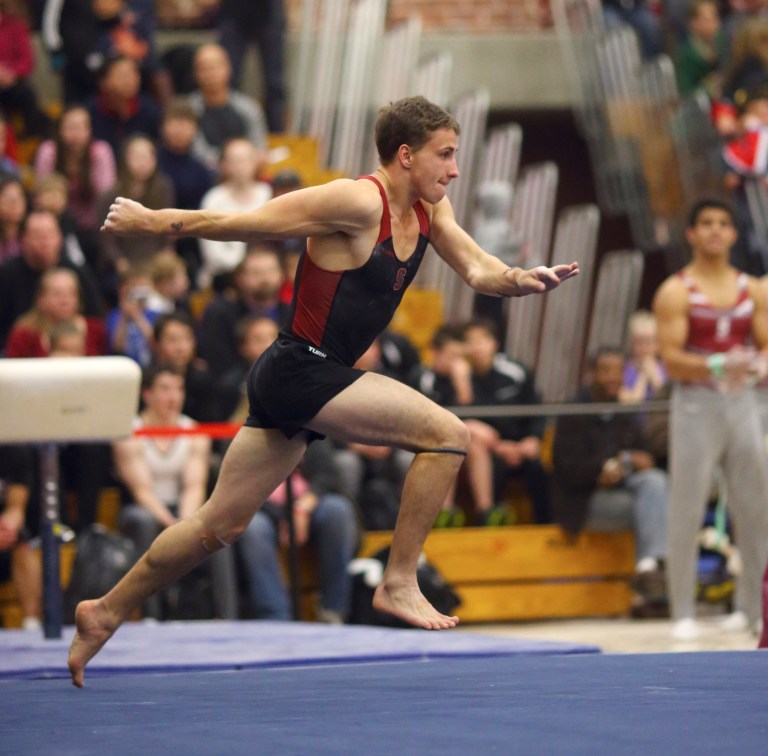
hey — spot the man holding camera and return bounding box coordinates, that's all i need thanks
[551,347,669,610]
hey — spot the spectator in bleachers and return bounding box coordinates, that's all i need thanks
[198,137,272,290]
[86,55,161,158]
[720,83,768,273]
[112,362,239,620]
[116,0,171,103]
[42,0,104,103]
[216,0,287,133]
[4,266,106,357]
[412,324,472,408]
[551,347,669,611]
[620,309,668,403]
[42,0,164,104]
[601,0,664,59]
[105,265,162,366]
[0,115,20,179]
[97,133,174,276]
[91,0,151,81]
[218,315,278,423]
[148,249,191,315]
[653,197,768,640]
[31,173,91,269]
[377,329,422,387]
[48,317,87,356]
[461,318,551,525]
[237,439,358,623]
[187,43,268,170]
[0,0,49,138]
[38,304,112,532]
[716,17,768,137]
[722,0,768,51]
[675,0,727,97]
[0,210,103,350]
[152,312,218,423]
[198,243,287,379]
[156,99,214,287]
[0,175,26,263]
[34,104,116,264]
[0,444,41,631]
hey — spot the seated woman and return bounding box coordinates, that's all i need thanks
[4,267,107,357]
[33,105,117,269]
[98,134,175,278]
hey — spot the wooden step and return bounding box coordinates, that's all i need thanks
[359,526,636,622]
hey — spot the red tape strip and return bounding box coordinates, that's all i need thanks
[133,423,243,439]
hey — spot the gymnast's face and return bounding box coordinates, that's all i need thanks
[686,208,736,259]
[405,128,459,204]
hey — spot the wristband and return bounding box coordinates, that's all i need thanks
[707,353,726,380]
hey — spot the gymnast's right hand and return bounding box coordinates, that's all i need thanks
[101,197,151,236]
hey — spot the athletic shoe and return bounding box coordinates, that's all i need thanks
[478,505,511,527]
[720,610,749,632]
[671,618,702,641]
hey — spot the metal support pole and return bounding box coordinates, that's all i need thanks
[39,442,62,639]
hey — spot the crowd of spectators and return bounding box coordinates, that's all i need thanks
[0,0,761,633]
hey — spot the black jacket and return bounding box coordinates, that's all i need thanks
[551,388,651,534]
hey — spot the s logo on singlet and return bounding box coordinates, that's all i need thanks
[393,267,407,291]
[715,315,732,342]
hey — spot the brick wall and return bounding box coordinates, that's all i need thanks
[284,0,553,33]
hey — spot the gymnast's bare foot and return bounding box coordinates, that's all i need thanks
[68,599,117,688]
[373,579,459,630]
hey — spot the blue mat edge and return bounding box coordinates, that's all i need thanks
[2,645,602,682]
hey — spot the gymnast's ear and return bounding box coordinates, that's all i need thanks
[397,144,413,169]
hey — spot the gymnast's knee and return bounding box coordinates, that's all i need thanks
[200,530,233,554]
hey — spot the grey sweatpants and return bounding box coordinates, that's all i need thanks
[668,385,768,624]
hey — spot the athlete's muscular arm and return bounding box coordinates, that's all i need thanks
[101,179,381,242]
[429,197,579,296]
[653,276,715,383]
[178,436,211,520]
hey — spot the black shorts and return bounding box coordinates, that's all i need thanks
[244,336,365,439]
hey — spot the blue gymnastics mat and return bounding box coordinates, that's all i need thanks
[0,620,599,681]
[3,652,766,755]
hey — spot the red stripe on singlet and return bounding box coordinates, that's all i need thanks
[290,252,343,347]
[359,175,392,244]
[359,174,431,243]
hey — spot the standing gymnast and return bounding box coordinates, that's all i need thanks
[68,96,579,687]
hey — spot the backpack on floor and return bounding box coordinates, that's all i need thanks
[347,546,461,627]
[64,524,137,624]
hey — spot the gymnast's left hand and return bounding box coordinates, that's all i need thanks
[509,261,579,296]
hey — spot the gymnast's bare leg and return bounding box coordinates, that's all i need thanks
[307,371,469,632]
[68,427,307,687]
